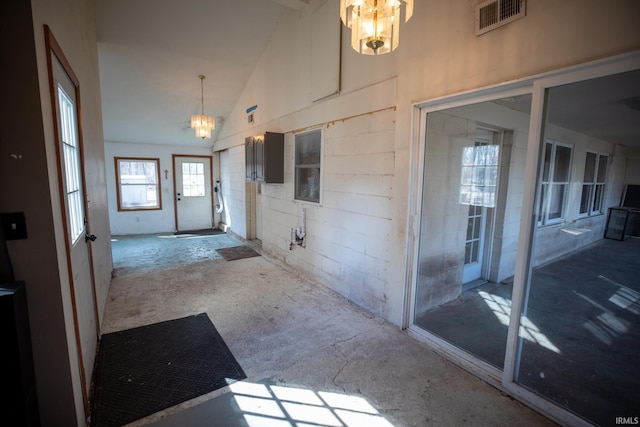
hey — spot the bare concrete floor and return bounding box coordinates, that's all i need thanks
[102,233,556,427]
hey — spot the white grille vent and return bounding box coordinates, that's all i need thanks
[475,0,526,35]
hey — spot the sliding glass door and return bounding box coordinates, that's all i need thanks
[409,56,640,425]
[413,94,531,370]
[513,70,640,426]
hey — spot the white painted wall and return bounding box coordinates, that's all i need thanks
[219,146,249,238]
[625,158,640,185]
[105,141,212,234]
[33,1,111,424]
[1,0,110,424]
[213,0,640,326]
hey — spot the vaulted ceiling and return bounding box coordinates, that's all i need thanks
[95,0,308,147]
[96,1,640,150]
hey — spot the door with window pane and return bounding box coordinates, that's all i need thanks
[50,42,98,411]
[173,155,213,231]
[461,130,499,284]
[463,204,486,283]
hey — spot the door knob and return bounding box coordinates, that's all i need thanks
[85,234,97,242]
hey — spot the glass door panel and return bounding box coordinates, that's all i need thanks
[413,94,532,369]
[515,70,640,425]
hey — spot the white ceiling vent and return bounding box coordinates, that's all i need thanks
[475,0,526,35]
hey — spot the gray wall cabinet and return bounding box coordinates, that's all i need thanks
[245,132,284,183]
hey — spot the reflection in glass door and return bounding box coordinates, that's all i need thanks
[514,70,640,426]
[411,60,640,425]
[413,94,531,370]
[461,130,499,285]
[463,204,485,283]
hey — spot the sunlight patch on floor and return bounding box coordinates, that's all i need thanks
[228,382,394,427]
[575,290,632,345]
[478,291,561,354]
[600,275,640,315]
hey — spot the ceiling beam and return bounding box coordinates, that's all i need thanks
[271,0,309,10]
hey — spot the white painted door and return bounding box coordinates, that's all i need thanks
[462,204,487,283]
[461,129,499,284]
[51,41,98,410]
[174,155,213,231]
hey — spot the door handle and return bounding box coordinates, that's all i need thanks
[177,192,181,201]
[85,234,97,242]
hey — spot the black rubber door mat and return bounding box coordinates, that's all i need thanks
[91,313,245,427]
[215,245,261,261]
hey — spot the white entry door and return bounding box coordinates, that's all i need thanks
[462,204,487,283]
[174,155,213,231]
[49,29,98,413]
[461,129,499,284]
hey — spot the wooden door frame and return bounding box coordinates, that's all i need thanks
[44,25,99,416]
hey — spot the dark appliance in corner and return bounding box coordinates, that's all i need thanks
[0,226,40,425]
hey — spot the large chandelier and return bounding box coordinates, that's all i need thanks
[191,75,215,139]
[340,0,413,55]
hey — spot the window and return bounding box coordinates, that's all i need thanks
[181,162,206,197]
[58,85,84,243]
[115,157,161,211]
[459,136,500,208]
[294,129,321,203]
[538,140,572,225]
[579,152,608,215]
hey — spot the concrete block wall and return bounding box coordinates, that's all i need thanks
[255,109,397,317]
[415,111,474,314]
[212,0,640,327]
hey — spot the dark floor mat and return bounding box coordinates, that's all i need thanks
[174,228,225,236]
[91,313,245,427]
[216,245,261,261]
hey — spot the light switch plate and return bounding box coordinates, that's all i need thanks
[0,212,28,240]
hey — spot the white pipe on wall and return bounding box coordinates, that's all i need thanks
[290,207,306,248]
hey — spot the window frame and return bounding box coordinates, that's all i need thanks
[537,139,573,226]
[115,157,162,212]
[579,151,608,217]
[294,128,322,204]
[57,83,85,243]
